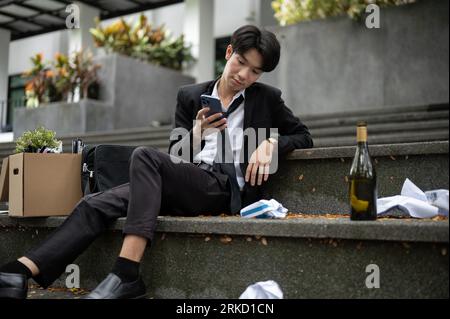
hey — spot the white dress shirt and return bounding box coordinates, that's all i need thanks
[193,81,246,190]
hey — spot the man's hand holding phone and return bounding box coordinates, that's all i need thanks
[193,95,227,142]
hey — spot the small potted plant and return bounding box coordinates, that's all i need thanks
[15,126,62,153]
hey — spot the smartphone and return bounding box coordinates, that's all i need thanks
[201,94,223,119]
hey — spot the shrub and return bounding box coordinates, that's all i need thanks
[272,0,417,25]
[22,49,100,107]
[90,14,193,71]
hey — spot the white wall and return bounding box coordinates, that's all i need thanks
[214,0,257,38]
[7,0,272,76]
[152,3,185,38]
[101,3,185,39]
[8,30,66,75]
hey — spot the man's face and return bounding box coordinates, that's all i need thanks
[222,45,263,92]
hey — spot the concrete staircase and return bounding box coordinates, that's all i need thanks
[0,141,448,298]
[303,103,449,147]
[0,104,448,298]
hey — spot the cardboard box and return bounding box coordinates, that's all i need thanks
[4,153,82,217]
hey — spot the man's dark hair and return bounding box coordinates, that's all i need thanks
[230,25,280,72]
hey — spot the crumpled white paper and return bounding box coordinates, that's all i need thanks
[240,199,288,219]
[377,178,449,218]
[239,280,283,299]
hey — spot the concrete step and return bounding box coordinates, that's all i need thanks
[313,131,449,147]
[1,141,447,214]
[301,103,449,121]
[264,141,449,214]
[306,110,449,129]
[1,104,448,158]
[0,214,448,298]
[1,128,448,160]
[310,119,449,137]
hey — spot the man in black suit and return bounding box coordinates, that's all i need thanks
[0,25,312,299]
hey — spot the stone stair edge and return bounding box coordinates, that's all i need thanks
[0,141,448,165]
[300,103,449,121]
[288,141,448,159]
[5,103,448,141]
[0,214,448,243]
[310,119,449,136]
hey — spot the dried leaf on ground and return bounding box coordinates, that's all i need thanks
[220,236,232,244]
[261,237,268,246]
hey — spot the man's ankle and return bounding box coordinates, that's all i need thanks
[17,257,39,277]
[112,257,140,283]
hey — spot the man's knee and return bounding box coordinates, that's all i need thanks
[130,146,161,170]
[80,183,129,211]
[75,195,96,211]
[65,197,94,222]
[131,146,159,160]
[71,195,122,226]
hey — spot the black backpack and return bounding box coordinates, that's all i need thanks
[81,144,138,195]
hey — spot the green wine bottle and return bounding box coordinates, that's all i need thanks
[349,121,377,220]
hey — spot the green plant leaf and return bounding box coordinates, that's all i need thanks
[15,126,61,153]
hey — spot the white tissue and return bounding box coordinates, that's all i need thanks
[425,189,449,216]
[377,178,449,218]
[239,280,283,299]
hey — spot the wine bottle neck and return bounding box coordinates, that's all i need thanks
[356,126,367,143]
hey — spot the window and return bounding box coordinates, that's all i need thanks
[2,74,29,132]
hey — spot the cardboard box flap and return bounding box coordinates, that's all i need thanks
[8,153,24,216]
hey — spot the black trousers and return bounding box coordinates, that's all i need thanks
[24,146,231,288]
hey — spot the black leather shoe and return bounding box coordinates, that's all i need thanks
[0,272,28,299]
[84,273,146,299]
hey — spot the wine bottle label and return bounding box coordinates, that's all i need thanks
[357,126,367,142]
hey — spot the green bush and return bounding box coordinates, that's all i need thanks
[23,50,100,108]
[272,0,417,25]
[90,14,194,71]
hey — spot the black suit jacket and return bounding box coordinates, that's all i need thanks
[168,79,313,212]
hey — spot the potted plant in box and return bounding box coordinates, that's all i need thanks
[15,126,62,153]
